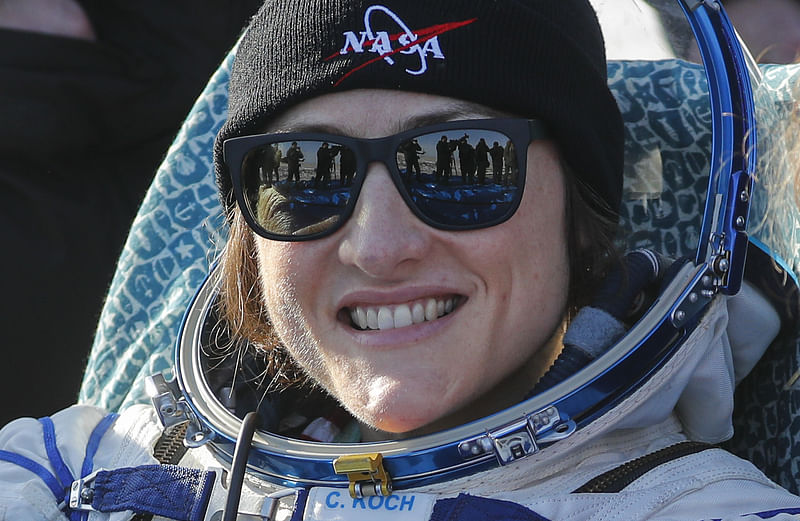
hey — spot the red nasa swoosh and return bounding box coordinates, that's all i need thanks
[325,18,477,87]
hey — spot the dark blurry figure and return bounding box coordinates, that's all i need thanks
[340,146,356,186]
[314,142,335,188]
[267,144,281,185]
[286,142,304,183]
[400,139,423,181]
[503,140,518,185]
[660,0,800,63]
[272,146,282,182]
[457,135,476,184]
[490,140,504,184]
[725,0,800,63]
[435,135,455,183]
[0,0,261,424]
[260,144,279,186]
[475,137,490,184]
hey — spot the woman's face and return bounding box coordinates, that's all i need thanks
[255,89,569,435]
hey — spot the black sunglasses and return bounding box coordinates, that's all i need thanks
[223,118,548,241]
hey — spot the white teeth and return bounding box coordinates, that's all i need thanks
[393,305,413,328]
[349,297,460,331]
[377,307,394,330]
[366,308,378,330]
[425,299,438,321]
[356,307,367,329]
[411,302,425,324]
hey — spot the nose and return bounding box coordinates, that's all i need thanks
[337,163,432,279]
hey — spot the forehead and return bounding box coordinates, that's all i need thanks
[264,89,513,138]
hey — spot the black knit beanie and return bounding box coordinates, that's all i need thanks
[214,0,624,218]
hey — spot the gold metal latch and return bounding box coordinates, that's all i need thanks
[333,453,392,498]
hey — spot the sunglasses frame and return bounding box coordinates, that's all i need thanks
[223,118,548,241]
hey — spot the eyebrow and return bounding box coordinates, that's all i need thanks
[268,100,513,136]
[398,101,511,131]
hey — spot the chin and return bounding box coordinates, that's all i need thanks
[371,418,426,435]
[337,371,473,436]
[359,405,436,434]
[355,397,449,436]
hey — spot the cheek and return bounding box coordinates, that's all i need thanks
[253,237,320,335]
[508,142,570,315]
[253,236,338,346]
[253,237,335,382]
[515,142,568,258]
[255,239,293,301]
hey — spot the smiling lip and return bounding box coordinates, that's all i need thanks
[347,295,462,331]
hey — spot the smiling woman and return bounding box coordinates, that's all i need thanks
[3,0,800,519]
[242,91,571,435]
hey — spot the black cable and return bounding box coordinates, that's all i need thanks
[222,411,260,521]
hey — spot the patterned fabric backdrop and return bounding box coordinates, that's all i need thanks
[78,53,232,412]
[78,52,800,491]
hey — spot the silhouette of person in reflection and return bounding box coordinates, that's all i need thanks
[271,145,282,183]
[503,140,518,186]
[400,139,424,181]
[340,146,356,186]
[286,141,304,184]
[436,135,457,184]
[490,141,504,184]
[314,142,332,188]
[314,142,342,188]
[475,138,490,185]
[457,134,476,184]
[260,144,278,186]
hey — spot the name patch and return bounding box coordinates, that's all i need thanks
[303,487,436,521]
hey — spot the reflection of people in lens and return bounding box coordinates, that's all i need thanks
[340,146,356,186]
[286,141,304,183]
[490,140,504,184]
[475,138,490,184]
[504,140,518,185]
[259,144,280,186]
[400,139,423,181]
[314,142,340,188]
[271,145,282,183]
[259,145,276,186]
[457,134,476,184]
[436,135,456,183]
